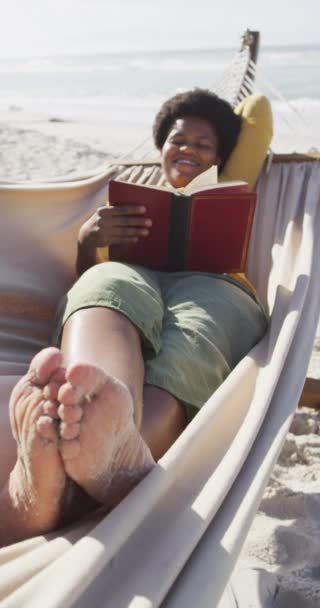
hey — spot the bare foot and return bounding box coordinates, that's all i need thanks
[0,348,70,546]
[57,363,155,508]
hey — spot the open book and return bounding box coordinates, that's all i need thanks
[108,167,256,273]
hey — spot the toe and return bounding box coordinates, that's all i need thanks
[36,415,59,442]
[43,379,63,402]
[60,421,81,440]
[58,382,85,406]
[66,363,108,399]
[43,399,59,419]
[58,403,83,423]
[29,348,63,386]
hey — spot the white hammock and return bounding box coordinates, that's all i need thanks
[0,155,319,607]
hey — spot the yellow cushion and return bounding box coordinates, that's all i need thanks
[220,94,273,190]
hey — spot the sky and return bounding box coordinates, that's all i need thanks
[1,0,319,58]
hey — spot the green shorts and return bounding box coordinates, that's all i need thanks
[54,262,268,421]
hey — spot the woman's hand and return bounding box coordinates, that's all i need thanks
[78,204,152,249]
[76,204,152,275]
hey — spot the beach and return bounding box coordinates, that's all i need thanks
[1,44,320,175]
[0,44,319,606]
[0,113,113,182]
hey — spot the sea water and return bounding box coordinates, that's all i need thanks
[0,45,319,153]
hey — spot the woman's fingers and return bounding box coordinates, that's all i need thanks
[111,216,152,228]
[98,204,146,216]
[90,205,152,246]
[110,204,147,215]
[111,227,150,237]
[108,236,140,245]
[97,205,152,227]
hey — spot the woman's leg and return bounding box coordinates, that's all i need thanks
[60,307,145,426]
[56,262,187,464]
[141,386,187,461]
[54,308,186,506]
[59,308,186,463]
[144,273,268,422]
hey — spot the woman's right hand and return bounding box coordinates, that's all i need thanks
[78,204,152,250]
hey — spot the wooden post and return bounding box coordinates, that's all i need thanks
[241,29,260,65]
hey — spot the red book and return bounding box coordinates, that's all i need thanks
[108,178,256,273]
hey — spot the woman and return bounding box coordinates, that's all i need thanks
[0,89,268,546]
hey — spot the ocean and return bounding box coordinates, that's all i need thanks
[0,44,319,153]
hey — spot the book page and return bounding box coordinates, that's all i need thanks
[182,165,218,195]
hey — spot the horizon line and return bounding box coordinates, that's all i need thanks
[0,40,320,61]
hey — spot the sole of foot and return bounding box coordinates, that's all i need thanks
[57,362,155,508]
[4,348,69,544]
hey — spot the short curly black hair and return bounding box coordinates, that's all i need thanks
[152,88,242,169]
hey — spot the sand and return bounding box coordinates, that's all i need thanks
[0,118,113,182]
[1,117,319,606]
[237,405,320,605]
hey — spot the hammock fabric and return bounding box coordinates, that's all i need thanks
[0,156,319,607]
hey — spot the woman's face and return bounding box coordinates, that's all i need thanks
[161,115,220,189]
